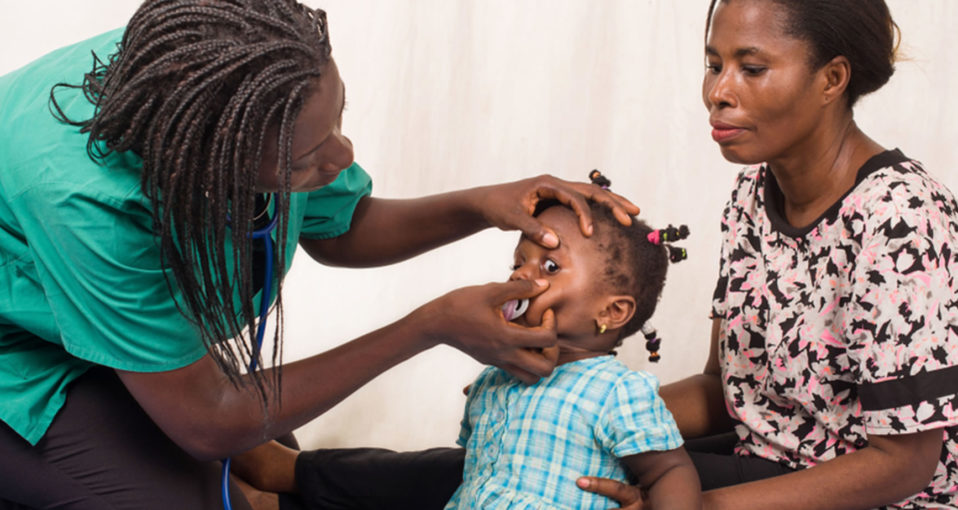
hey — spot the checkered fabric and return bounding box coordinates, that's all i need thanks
[445,355,682,509]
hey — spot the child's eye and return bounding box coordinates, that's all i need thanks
[543,259,560,274]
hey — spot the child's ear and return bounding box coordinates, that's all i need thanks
[597,295,636,331]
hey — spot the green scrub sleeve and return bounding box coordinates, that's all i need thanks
[14,181,208,373]
[299,162,372,240]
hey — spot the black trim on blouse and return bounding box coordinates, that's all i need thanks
[764,149,910,239]
[859,364,958,411]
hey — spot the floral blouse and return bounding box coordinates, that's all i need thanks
[711,150,958,509]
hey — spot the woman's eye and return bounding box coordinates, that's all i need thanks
[705,62,721,74]
[543,259,560,274]
[510,263,521,271]
[742,65,766,75]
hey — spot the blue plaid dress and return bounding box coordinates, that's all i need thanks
[445,355,682,510]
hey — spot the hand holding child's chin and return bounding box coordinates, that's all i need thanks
[539,345,560,365]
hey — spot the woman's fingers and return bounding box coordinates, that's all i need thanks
[519,180,595,238]
[576,476,644,508]
[425,280,558,382]
[509,346,556,380]
[594,188,641,221]
[478,175,640,249]
[568,183,641,229]
[520,177,641,243]
[505,210,561,248]
[491,278,550,304]
[498,309,558,382]
[498,362,544,385]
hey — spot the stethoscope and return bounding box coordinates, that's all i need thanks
[221,194,279,510]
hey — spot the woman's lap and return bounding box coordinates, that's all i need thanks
[285,447,465,510]
[284,433,796,509]
[0,367,250,510]
[684,432,796,490]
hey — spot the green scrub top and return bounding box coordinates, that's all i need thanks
[0,28,372,444]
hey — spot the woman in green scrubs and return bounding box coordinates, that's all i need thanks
[0,1,637,508]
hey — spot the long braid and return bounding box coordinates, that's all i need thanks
[49,0,332,403]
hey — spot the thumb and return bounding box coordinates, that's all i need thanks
[576,476,643,506]
[493,278,549,304]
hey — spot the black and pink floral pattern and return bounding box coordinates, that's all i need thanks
[712,150,958,509]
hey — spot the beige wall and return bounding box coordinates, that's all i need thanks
[3,1,956,451]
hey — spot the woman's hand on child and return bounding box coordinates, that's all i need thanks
[414,278,558,384]
[576,476,644,509]
[468,175,640,248]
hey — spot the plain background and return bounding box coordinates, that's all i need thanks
[2,0,956,451]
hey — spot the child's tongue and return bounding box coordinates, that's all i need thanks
[501,298,530,322]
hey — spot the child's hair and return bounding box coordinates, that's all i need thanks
[597,206,669,341]
[532,200,670,341]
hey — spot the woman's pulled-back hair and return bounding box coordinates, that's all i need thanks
[49,0,333,401]
[706,0,899,107]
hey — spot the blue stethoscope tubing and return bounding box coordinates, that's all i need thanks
[221,196,278,510]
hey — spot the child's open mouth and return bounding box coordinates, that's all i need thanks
[501,298,530,322]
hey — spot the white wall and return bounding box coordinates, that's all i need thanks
[3,1,956,451]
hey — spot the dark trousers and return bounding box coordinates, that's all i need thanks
[683,432,796,490]
[0,368,252,510]
[283,447,465,510]
[286,432,795,509]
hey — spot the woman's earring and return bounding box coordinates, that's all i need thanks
[595,320,607,335]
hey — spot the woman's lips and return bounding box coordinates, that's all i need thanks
[710,122,745,143]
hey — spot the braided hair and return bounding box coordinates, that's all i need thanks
[49,0,333,401]
[585,170,689,361]
[590,206,669,341]
[530,199,671,342]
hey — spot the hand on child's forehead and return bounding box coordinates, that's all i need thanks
[516,207,597,262]
[534,206,589,243]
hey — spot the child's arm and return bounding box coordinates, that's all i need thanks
[622,447,702,510]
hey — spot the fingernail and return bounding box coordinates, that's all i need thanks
[543,232,558,247]
[534,279,548,287]
[576,478,590,488]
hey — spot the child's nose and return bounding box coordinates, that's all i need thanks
[509,263,535,281]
